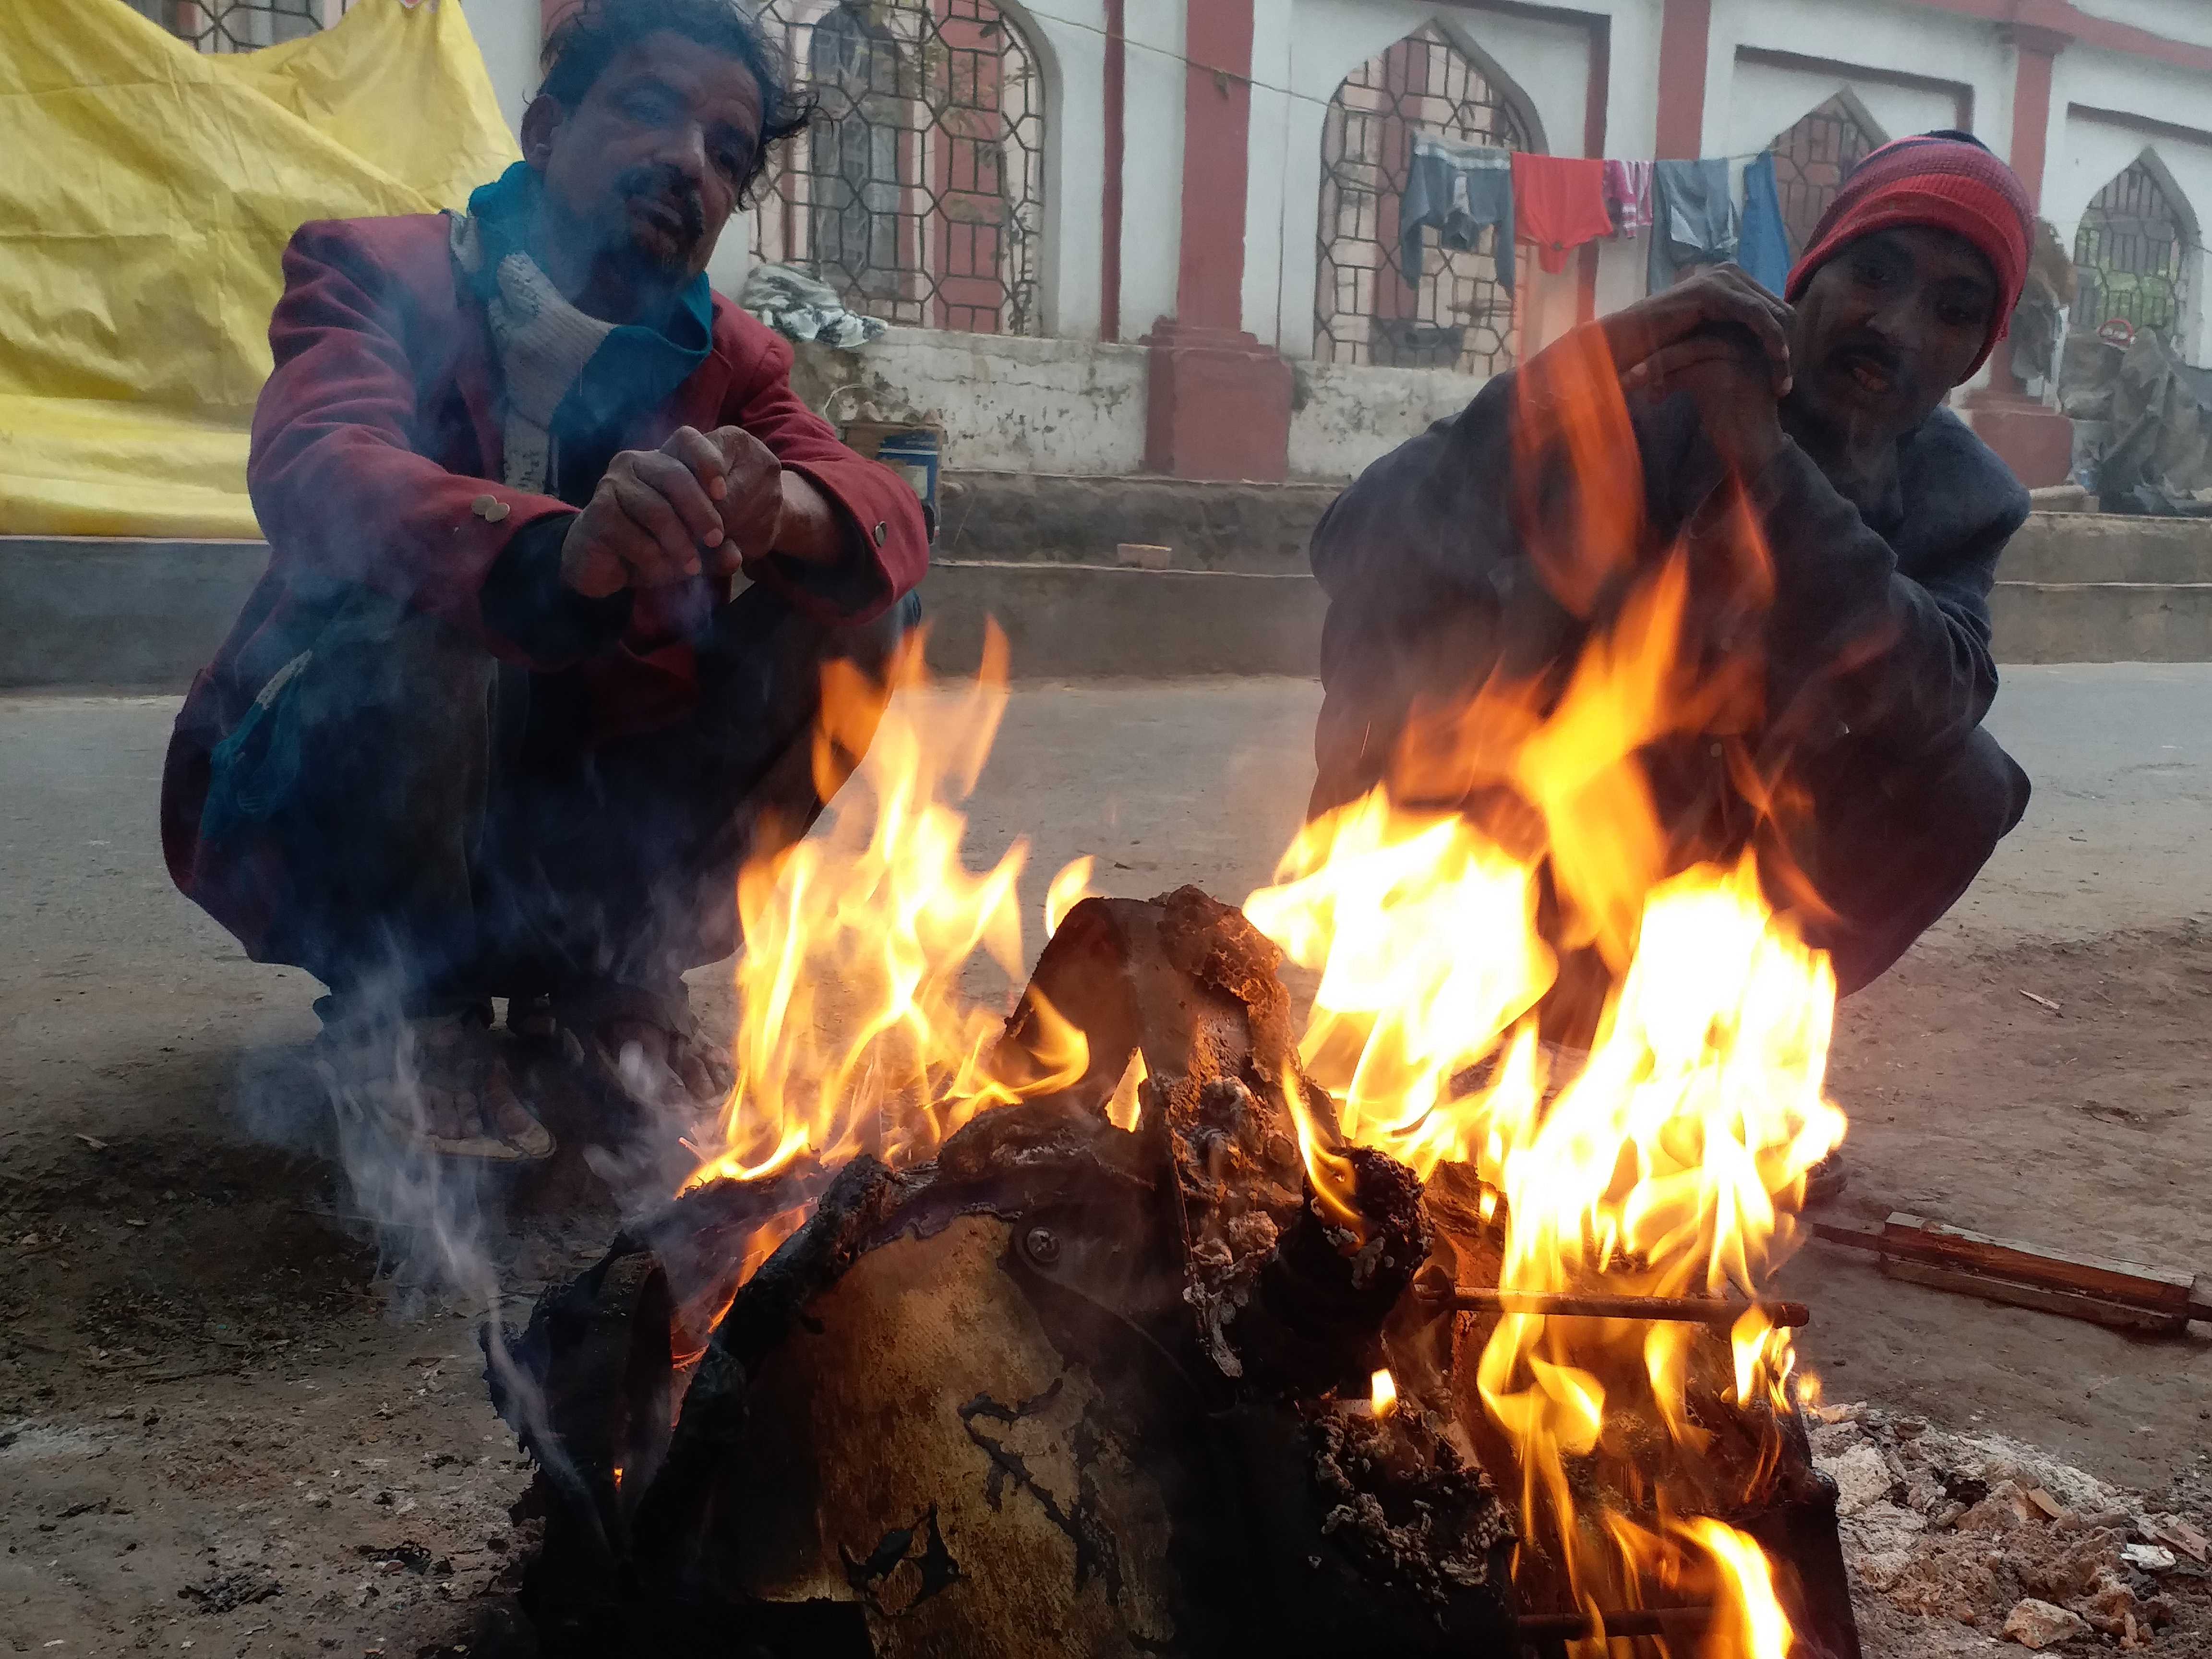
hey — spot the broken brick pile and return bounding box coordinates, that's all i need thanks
[1811,1402,2211,1653]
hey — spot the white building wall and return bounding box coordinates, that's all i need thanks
[1016,0,1108,342]
[2044,47,2212,369]
[2072,0,2212,53]
[1288,360,1473,479]
[1705,0,2009,160]
[799,329,1150,472]
[1119,0,1188,340]
[459,0,541,140]
[449,0,2212,479]
[1250,0,1599,362]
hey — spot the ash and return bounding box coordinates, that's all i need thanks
[1812,1401,2212,1655]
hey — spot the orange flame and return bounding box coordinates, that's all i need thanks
[1370,1368,1399,1419]
[1044,854,1097,938]
[1242,323,1839,1653]
[1685,1519,1797,1659]
[1104,1047,1148,1133]
[686,622,1088,1202]
[674,322,1836,1655]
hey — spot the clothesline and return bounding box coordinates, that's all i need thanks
[1395,148,1790,297]
[1002,1,1806,168]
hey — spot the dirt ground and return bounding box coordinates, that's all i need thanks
[3,669,2209,1657]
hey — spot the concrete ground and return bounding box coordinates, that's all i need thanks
[3,666,2211,1654]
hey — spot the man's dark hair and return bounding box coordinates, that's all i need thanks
[539,0,813,203]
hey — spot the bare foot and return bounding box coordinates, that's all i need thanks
[593,1015,733,1106]
[317,1012,555,1162]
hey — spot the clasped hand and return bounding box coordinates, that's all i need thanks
[1600,265,1796,476]
[559,424,783,599]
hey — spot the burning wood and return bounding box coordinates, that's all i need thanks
[491,883,1860,1658]
[495,886,1520,1656]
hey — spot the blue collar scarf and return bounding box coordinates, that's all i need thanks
[458,162,714,459]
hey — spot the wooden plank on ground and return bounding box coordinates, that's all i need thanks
[1880,1213,2193,1313]
[1879,1260,2188,1335]
[1810,1212,2212,1330]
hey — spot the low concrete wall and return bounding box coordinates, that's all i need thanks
[13,515,2212,692]
[1288,360,1479,482]
[0,537,264,690]
[786,327,1149,475]
[1989,581,2212,664]
[937,473,1338,571]
[782,328,1484,483]
[2001,512,2212,584]
[923,561,1325,679]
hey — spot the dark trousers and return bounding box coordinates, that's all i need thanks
[1790,725,2030,995]
[228,583,919,1015]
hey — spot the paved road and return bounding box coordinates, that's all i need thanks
[2,666,2209,1491]
[3,663,2208,1147]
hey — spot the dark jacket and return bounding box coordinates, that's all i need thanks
[1308,362,2031,813]
[161,214,929,954]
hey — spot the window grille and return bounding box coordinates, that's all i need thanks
[1314,24,1531,377]
[136,0,343,53]
[750,0,1047,336]
[2075,160,2192,347]
[1769,96,1878,258]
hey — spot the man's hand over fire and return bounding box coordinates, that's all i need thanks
[703,425,788,574]
[560,425,767,597]
[1603,265,1793,476]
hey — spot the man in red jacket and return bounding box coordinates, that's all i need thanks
[161,0,929,1158]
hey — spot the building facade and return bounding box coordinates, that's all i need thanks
[165,0,2212,486]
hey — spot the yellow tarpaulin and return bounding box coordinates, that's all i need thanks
[0,0,521,538]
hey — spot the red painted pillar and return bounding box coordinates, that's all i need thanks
[1101,0,1125,342]
[1141,0,1293,480]
[1962,22,2076,487]
[1574,18,1611,324]
[1654,0,1711,161]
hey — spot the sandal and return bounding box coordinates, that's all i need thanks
[315,1000,556,1162]
[549,981,733,1110]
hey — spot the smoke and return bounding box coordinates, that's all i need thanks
[228,937,748,1469]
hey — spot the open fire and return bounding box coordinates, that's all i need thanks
[492,326,1861,1658]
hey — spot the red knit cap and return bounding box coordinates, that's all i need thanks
[1784,132,2033,375]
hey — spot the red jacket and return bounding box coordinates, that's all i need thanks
[161,214,928,936]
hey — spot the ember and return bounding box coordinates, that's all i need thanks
[490,328,1863,1657]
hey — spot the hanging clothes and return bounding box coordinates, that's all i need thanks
[1603,158,1654,238]
[1739,151,1793,297]
[1510,153,1614,274]
[1399,132,1515,296]
[1647,158,1739,291]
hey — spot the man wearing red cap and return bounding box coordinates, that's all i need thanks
[1309,132,2037,1011]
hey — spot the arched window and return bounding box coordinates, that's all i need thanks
[1314,24,1533,376]
[1769,95,1880,258]
[135,0,337,52]
[2075,159,2192,348]
[808,8,917,304]
[752,0,1047,336]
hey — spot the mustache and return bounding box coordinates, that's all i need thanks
[616,165,707,240]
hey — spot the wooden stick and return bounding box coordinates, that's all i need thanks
[1433,1288,1811,1328]
[1518,1605,1712,1640]
[1811,1212,2211,1334]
